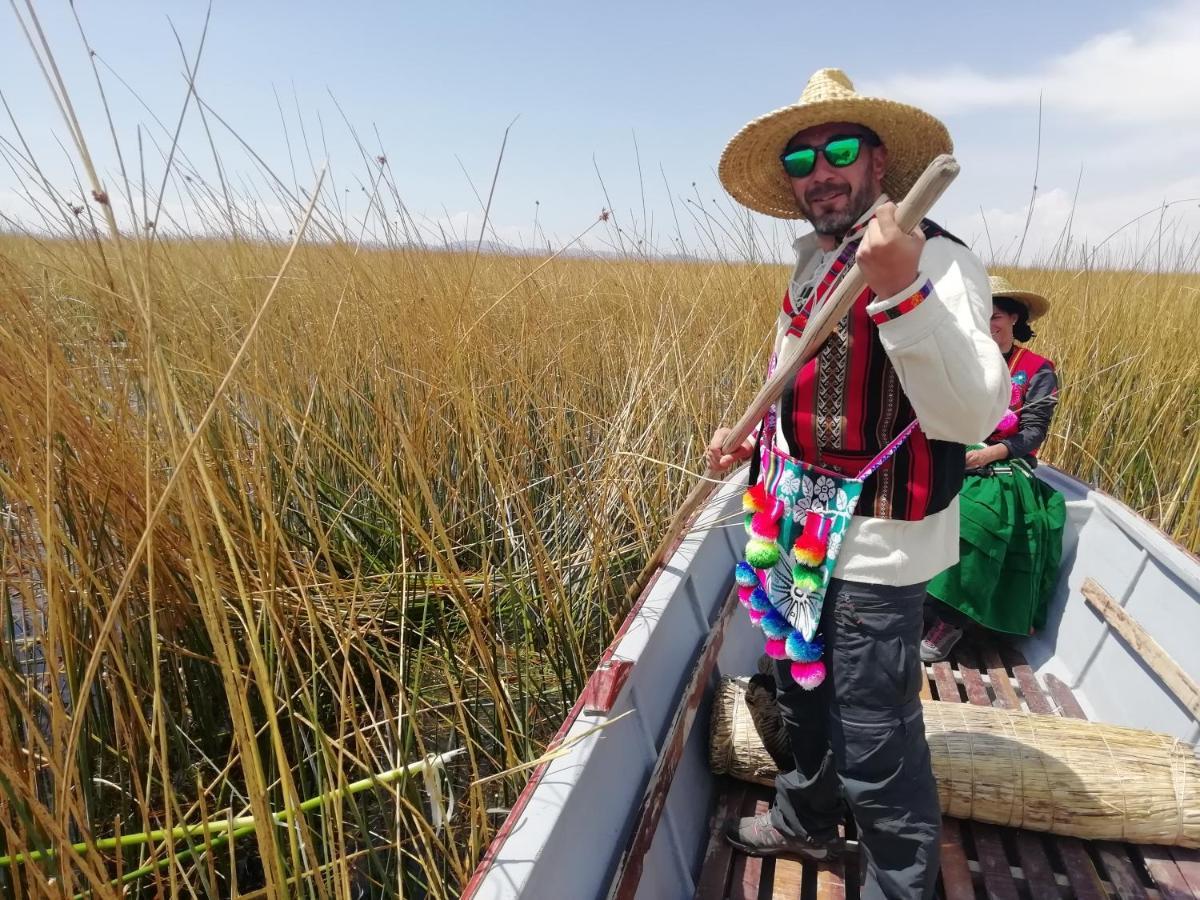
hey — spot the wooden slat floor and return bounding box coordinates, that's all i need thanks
[695,636,1200,899]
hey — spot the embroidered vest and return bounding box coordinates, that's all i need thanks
[778,218,967,522]
[989,346,1053,454]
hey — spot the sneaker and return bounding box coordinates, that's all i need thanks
[723,811,841,860]
[921,618,964,662]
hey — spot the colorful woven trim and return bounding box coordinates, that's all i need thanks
[869,279,932,325]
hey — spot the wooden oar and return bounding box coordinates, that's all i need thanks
[625,154,960,601]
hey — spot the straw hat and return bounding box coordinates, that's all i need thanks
[989,275,1050,320]
[718,68,952,220]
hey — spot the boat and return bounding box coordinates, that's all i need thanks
[461,464,1200,899]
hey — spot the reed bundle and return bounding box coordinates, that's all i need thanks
[710,677,1200,848]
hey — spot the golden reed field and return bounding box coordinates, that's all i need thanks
[0,227,1196,896]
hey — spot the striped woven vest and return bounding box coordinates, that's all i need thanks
[778,218,968,521]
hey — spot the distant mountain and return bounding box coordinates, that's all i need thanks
[441,239,523,255]
[431,238,712,263]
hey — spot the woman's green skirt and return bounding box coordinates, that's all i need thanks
[927,459,1066,636]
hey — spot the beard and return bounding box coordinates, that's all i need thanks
[797,179,878,238]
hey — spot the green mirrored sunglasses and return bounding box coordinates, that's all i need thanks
[779,135,877,179]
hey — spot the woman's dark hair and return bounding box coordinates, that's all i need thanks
[994,295,1036,342]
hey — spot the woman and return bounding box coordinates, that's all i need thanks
[920,275,1067,662]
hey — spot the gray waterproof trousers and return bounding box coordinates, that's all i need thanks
[770,578,941,899]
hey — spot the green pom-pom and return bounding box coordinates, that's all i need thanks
[745,539,780,569]
[791,565,823,594]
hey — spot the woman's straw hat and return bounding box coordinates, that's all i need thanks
[718,68,952,220]
[989,275,1050,320]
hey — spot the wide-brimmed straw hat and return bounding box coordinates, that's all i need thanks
[989,275,1050,320]
[718,68,952,220]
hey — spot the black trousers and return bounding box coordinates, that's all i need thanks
[770,578,941,900]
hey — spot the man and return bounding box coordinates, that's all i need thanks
[708,69,1009,898]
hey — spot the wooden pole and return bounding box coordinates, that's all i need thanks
[1082,577,1200,721]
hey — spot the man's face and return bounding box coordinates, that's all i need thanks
[784,122,887,237]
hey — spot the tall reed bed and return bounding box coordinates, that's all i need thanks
[1,225,1196,897]
[0,227,788,896]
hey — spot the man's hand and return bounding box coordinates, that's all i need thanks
[706,427,755,474]
[966,443,1009,470]
[856,201,925,300]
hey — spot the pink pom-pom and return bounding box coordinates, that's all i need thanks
[737,584,754,606]
[996,409,1019,433]
[748,608,765,625]
[790,660,826,690]
[749,511,781,542]
[764,638,789,659]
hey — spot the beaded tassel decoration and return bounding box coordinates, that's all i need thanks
[737,483,827,690]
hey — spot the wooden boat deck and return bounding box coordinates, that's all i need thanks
[695,636,1200,899]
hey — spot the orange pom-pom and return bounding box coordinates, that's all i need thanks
[794,510,831,566]
[742,481,769,514]
[793,533,826,568]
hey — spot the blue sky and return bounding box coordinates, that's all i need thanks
[3,0,1199,264]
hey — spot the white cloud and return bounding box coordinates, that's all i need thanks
[956,179,1200,267]
[852,0,1200,265]
[866,0,1200,125]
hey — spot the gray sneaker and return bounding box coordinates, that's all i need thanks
[921,618,964,662]
[723,811,840,860]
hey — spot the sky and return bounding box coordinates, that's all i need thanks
[3,0,1200,266]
